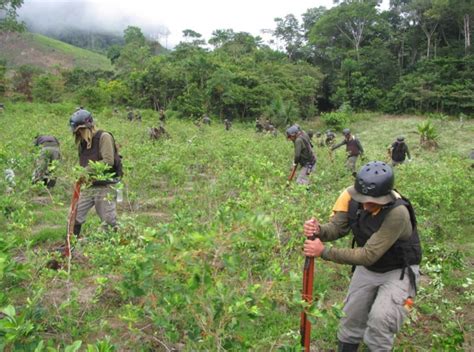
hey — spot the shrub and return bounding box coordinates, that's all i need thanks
[320,111,350,130]
[75,86,109,109]
[417,120,439,150]
[32,74,64,103]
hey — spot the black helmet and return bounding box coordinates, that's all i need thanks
[349,161,394,204]
[286,125,300,137]
[342,128,351,136]
[69,109,93,132]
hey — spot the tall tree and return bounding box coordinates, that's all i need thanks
[273,14,303,60]
[310,0,380,60]
[0,0,24,31]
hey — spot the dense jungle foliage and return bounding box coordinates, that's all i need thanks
[0,103,472,350]
[1,0,473,118]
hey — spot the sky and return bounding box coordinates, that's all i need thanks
[18,0,337,48]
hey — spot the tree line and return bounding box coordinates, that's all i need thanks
[1,0,473,121]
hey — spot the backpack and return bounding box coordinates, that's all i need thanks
[107,132,123,178]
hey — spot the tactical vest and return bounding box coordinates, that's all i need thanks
[79,130,122,183]
[348,197,422,274]
[296,133,316,166]
[346,138,361,157]
[392,142,407,162]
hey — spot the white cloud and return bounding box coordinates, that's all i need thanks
[20,0,335,48]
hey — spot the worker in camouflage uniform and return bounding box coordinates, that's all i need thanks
[224,118,232,131]
[159,109,166,124]
[32,135,61,188]
[69,109,121,237]
[202,114,211,125]
[286,125,316,185]
[303,161,422,351]
[315,131,325,147]
[388,136,411,166]
[325,130,336,147]
[332,128,364,175]
[127,107,134,121]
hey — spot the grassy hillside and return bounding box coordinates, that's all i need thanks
[0,32,113,71]
[0,103,472,350]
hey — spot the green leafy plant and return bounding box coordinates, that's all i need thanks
[417,120,439,149]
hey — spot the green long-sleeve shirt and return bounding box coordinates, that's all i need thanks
[293,133,315,166]
[317,190,412,266]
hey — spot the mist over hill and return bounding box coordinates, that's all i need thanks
[18,0,171,50]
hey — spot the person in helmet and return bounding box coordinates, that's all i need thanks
[332,128,364,175]
[69,109,121,237]
[32,135,61,188]
[325,129,336,147]
[314,131,325,147]
[286,124,317,185]
[302,161,422,351]
[126,107,134,121]
[202,114,211,125]
[224,118,232,131]
[388,136,411,166]
[159,108,166,124]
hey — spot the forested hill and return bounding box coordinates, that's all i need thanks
[0,31,112,71]
[30,28,169,56]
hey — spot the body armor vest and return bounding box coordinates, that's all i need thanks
[348,197,422,273]
[346,138,361,157]
[79,130,122,183]
[392,142,408,162]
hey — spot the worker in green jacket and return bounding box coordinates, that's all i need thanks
[303,161,421,351]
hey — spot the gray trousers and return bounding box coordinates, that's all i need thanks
[296,162,316,185]
[75,184,117,228]
[346,156,358,173]
[338,265,420,351]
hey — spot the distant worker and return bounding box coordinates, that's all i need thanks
[332,128,364,175]
[136,111,142,121]
[126,107,134,121]
[202,114,211,125]
[325,130,336,147]
[32,135,61,188]
[4,168,15,194]
[148,124,170,140]
[307,130,314,141]
[267,124,277,137]
[224,118,232,131]
[256,118,263,133]
[388,136,411,166]
[159,109,166,124]
[286,125,316,185]
[315,131,325,147]
[69,109,122,237]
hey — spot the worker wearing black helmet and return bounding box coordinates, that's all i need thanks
[69,108,122,237]
[302,161,421,351]
[286,125,316,185]
[332,128,364,175]
[388,136,411,166]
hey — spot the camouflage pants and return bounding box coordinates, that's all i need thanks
[32,146,60,186]
[75,185,117,228]
[337,265,420,351]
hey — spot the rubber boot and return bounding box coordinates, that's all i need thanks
[338,340,359,352]
[73,223,82,238]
